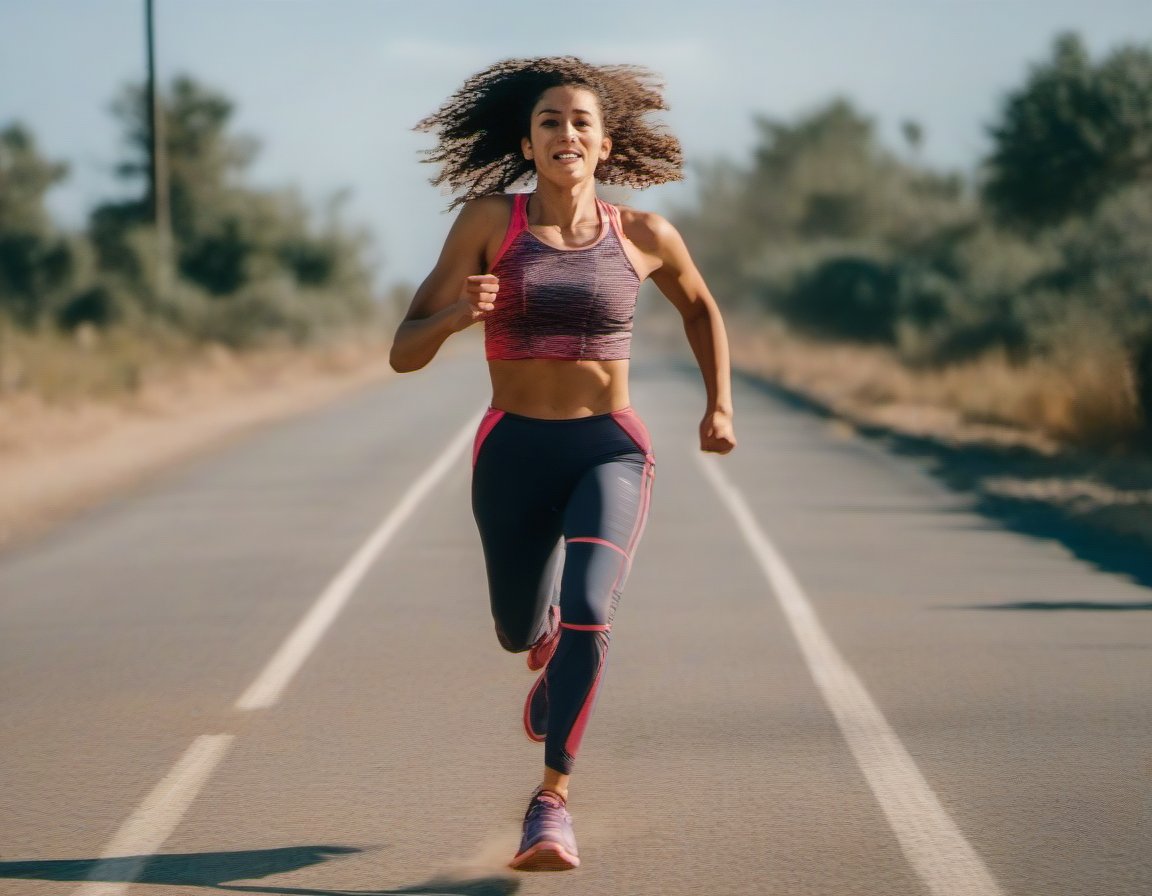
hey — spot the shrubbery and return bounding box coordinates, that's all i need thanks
[671,32,1152,441]
[0,76,380,354]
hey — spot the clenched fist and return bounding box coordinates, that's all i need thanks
[461,274,499,324]
[700,410,736,454]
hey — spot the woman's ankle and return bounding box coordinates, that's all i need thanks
[536,783,569,802]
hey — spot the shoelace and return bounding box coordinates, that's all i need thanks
[525,791,570,828]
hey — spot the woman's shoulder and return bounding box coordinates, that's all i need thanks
[458,193,516,224]
[614,205,681,255]
[448,194,517,250]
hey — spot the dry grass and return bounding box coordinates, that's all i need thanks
[0,324,401,547]
[0,323,393,458]
[729,321,1145,453]
[726,320,1152,553]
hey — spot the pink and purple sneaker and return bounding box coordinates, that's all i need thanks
[508,789,580,871]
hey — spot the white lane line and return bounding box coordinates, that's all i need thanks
[696,454,1005,896]
[74,734,235,896]
[72,414,477,896]
[236,412,479,710]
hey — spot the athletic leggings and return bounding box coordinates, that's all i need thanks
[471,406,655,774]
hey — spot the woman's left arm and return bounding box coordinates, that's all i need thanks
[641,213,736,455]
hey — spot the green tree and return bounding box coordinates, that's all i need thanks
[673,98,968,335]
[983,32,1152,229]
[91,75,376,344]
[0,123,96,327]
[91,76,257,292]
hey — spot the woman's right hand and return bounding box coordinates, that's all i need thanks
[456,274,499,328]
[390,197,506,371]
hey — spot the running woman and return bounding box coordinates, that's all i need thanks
[390,56,736,872]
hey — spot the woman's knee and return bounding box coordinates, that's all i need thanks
[494,620,534,653]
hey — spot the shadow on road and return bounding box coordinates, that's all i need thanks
[948,600,1152,611]
[0,846,520,895]
[725,365,1152,593]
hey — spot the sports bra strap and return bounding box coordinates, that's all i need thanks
[490,193,530,270]
[512,191,530,227]
[600,199,626,244]
[491,193,625,270]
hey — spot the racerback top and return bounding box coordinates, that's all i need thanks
[485,193,641,361]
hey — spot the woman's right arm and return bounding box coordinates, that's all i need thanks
[389,198,504,372]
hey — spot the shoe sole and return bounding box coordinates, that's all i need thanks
[509,841,580,871]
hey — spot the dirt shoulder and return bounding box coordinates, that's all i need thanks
[725,331,1152,587]
[0,342,397,549]
[4,327,1151,586]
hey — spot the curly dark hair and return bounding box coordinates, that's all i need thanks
[415,56,683,209]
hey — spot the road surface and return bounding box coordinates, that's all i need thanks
[1,349,1149,895]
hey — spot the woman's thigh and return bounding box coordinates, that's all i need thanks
[559,452,652,626]
[472,428,566,650]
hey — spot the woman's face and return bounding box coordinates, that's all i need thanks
[522,85,611,184]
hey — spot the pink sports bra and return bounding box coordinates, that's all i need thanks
[485,193,641,361]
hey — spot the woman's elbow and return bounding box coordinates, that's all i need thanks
[388,347,425,373]
[679,300,713,328]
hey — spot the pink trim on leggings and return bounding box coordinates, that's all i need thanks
[472,407,505,468]
[603,451,654,599]
[560,622,611,632]
[566,536,629,558]
[564,651,606,757]
[609,407,653,461]
[626,459,656,558]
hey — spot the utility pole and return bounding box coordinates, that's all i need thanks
[145,0,171,304]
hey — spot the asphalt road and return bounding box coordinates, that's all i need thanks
[1,347,1149,896]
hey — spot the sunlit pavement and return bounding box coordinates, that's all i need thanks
[2,346,1149,896]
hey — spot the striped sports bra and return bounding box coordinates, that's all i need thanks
[485,193,641,361]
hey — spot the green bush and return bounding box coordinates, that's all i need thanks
[777,256,898,343]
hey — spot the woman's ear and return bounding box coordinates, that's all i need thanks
[522,136,534,160]
[599,136,612,162]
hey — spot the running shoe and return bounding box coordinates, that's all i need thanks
[527,604,560,671]
[523,669,548,742]
[508,789,580,871]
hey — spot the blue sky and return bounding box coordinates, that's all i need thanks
[2,0,1150,287]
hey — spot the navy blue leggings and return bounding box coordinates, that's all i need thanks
[471,407,655,774]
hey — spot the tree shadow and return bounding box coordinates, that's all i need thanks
[0,846,520,895]
[947,600,1152,612]
[725,365,1152,590]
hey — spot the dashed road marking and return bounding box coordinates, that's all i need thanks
[74,734,235,896]
[236,412,478,710]
[72,412,478,896]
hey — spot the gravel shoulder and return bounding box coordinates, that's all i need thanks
[726,354,1152,588]
[0,344,399,550]
[4,328,1150,588]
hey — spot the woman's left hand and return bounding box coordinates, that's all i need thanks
[699,410,736,454]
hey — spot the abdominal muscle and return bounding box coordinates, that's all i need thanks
[488,358,630,419]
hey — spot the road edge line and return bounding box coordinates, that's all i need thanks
[695,453,1004,896]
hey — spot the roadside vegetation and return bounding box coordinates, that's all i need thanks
[4,33,1152,455]
[0,75,389,409]
[670,33,1152,451]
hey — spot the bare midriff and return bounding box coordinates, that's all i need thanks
[488,358,630,419]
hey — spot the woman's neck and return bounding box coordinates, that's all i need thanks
[528,181,600,231]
